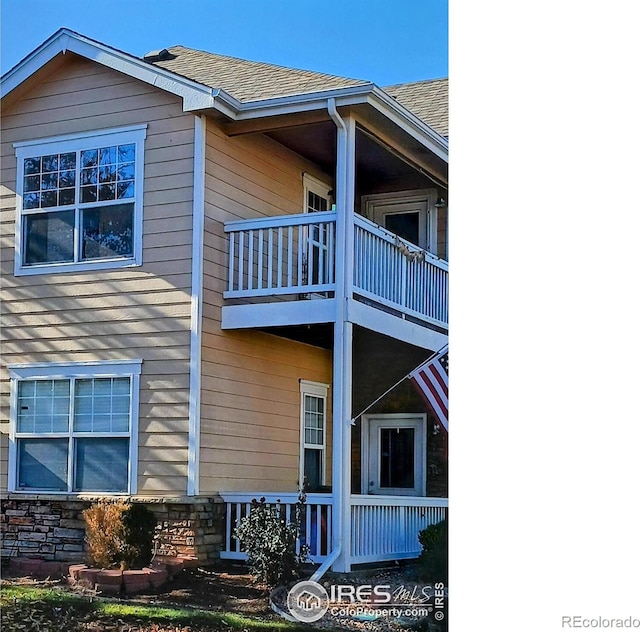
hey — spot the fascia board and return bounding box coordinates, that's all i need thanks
[229,83,375,117]
[367,86,448,161]
[1,28,218,109]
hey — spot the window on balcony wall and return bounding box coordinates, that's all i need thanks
[300,380,329,492]
[362,190,440,255]
[303,173,332,214]
[9,361,141,494]
[302,174,333,289]
[13,125,146,275]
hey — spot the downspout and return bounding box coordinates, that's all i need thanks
[323,98,355,577]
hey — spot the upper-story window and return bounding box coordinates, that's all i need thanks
[14,125,146,276]
[303,173,332,214]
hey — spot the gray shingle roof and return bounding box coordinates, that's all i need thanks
[383,78,448,138]
[146,46,448,136]
[148,46,369,103]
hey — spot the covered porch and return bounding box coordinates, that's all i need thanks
[219,327,448,570]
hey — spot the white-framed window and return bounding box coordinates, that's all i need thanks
[302,174,333,290]
[299,380,329,492]
[13,125,147,276]
[303,173,332,214]
[8,360,142,494]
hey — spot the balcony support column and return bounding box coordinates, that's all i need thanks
[328,100,356,573]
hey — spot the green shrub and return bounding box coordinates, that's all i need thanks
[233,494,308,587]
[418,519,447,583]
[121,503,157,569]
[83,501,157,569]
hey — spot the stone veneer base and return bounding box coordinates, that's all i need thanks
[1,496,225,564]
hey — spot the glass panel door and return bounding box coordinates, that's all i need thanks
[365,415,426,496]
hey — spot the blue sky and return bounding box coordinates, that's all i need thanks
[0,0,447,85]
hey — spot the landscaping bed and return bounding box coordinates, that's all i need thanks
[1,562,447,631]
[0,564,289,632]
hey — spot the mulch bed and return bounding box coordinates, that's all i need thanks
[1,561,447,631]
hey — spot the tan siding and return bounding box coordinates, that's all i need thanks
[0,55,195,496]
[199,119,333,493]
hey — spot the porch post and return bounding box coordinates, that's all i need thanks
[329,101,356,573]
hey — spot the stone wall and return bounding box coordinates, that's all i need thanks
[0,496,225,564]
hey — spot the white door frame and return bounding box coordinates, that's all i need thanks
[362,189,438,253]
[361,413,427,496]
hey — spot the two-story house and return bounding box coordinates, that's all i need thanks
[0,28,448,573]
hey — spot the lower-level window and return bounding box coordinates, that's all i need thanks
[300,380,329,492]
[9,361,141,494]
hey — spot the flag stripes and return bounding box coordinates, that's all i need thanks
[410,346,448,431]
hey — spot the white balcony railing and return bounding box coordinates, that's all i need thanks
[224,211,448,328]
[219,492,448,566]
[353,215,448,328]
[224,212,336,299]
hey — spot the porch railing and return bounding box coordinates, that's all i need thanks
[223,212,448,328]
[220,492,333,564]
[350,495,448,563]
[220,492,448,566]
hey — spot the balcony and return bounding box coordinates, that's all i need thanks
[222,212,448,342]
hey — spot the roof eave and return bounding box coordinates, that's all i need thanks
[2,29,447,161]
[209,84,448,162]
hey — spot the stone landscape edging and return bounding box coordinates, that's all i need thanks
[7,555,187,595]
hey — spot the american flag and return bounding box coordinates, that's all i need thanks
[409,345,448,431]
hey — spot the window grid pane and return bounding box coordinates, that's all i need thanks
[17,379,70,433]
[22,152,77,210]
[73,377,130,433]
[80,144,135,204]
[303,395,324,446]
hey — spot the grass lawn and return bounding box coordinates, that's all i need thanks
[0,583,309,632]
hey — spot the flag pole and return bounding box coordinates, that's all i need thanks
[350,343,447,424]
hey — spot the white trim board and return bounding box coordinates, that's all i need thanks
[347,300,447,350]
[187,114,206,497]
[221,299,337,329]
